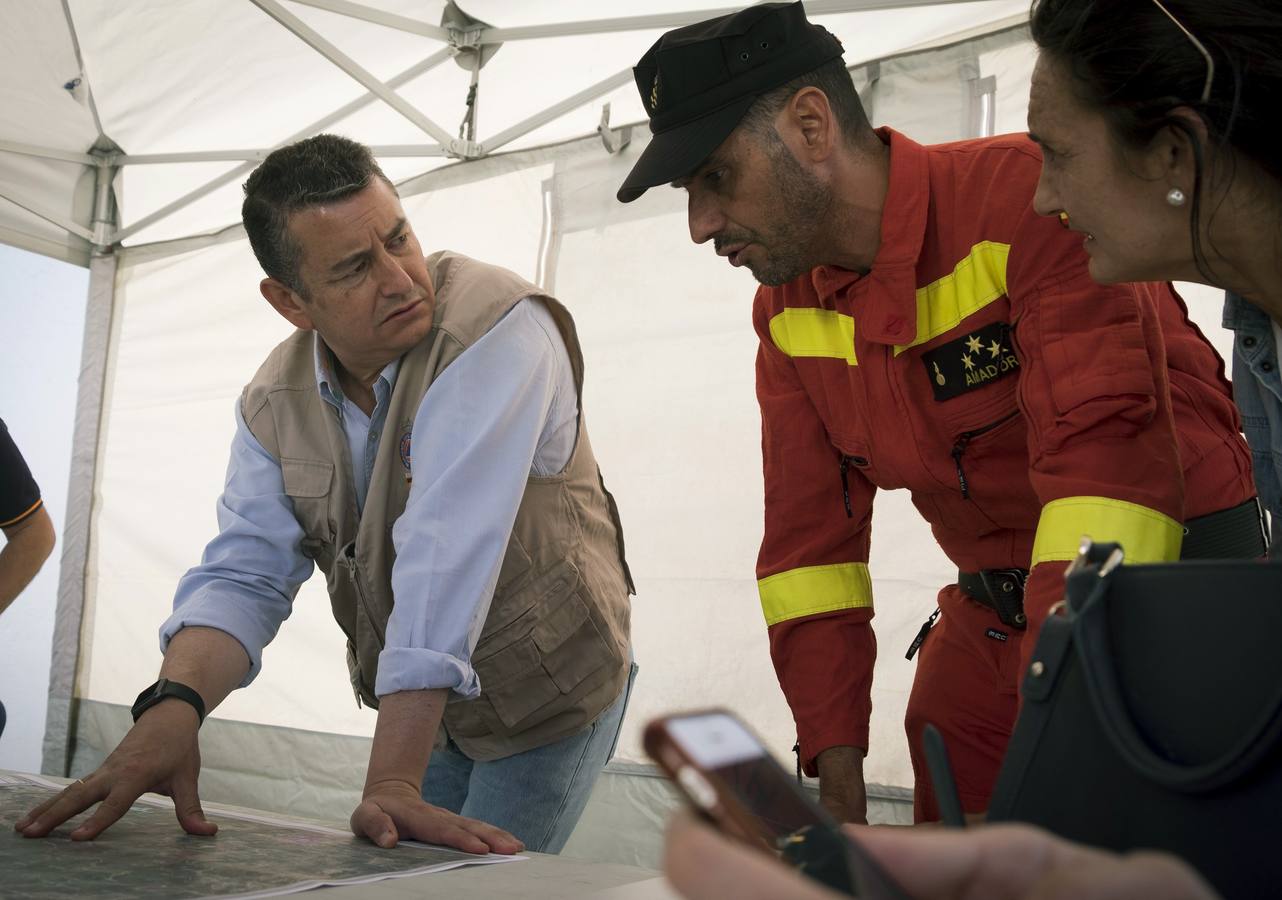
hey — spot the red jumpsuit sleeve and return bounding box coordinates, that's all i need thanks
[754,289,878,776]
[1007,210,1185,652]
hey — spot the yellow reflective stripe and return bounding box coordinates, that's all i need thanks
[1031,496,1183,566]
[895,241,1011,355]
[769,308,857,366]
[758,562,873,626]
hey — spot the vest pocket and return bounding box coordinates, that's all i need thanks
[281,457,333,495]
[532,589,600,692]
[477,640,562,729]
[281,458,334,542]
[470,561,618,732]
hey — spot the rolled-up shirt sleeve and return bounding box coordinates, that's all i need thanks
[376,298,572,698]
[160,402,314,685]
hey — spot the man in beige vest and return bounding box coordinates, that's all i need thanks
[18,135,635,855]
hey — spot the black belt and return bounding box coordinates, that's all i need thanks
[958,498,1268,630]
[957,569,1028,628]
[1181,497,1269,559]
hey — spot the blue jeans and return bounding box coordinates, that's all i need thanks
[422,662,637,853]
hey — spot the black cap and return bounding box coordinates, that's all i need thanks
[617,2,843,203]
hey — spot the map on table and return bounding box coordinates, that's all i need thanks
[1,774,520,899]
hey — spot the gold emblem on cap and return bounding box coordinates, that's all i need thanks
[650,72,661,109]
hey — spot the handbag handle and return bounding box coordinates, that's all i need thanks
[1071,555,1282,793]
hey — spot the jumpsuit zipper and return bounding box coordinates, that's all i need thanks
[906,607,941,660]
[838,454,869,518]
[949,410,1020,500]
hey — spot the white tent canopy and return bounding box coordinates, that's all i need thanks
[1,0,1236,868]
[4,0,1032,259]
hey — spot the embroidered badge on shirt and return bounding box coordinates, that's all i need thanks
[921,321,1020,402]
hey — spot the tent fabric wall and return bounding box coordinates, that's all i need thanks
[63,21,1039,850]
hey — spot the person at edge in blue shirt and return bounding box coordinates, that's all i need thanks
[1027,0,1282,553]
[16,134,636,855]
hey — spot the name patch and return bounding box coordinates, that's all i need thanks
[921,321,1020,402]
[985,628,1009,642]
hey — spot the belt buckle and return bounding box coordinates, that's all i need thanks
[980,568,1027,628]
[980,567,1026,595]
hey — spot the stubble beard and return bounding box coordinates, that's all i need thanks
[746,136,832,287]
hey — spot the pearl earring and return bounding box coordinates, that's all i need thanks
[1166,188,1187,207]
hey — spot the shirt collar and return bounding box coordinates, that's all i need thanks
[871,127,930,269]
[313,333,401,408]
[808,128,930,346]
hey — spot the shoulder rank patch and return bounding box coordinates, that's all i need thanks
[921,321,1019,402]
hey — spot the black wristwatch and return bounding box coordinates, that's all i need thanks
[131,678,207,725]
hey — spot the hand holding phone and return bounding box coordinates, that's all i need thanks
[645,709,909,899]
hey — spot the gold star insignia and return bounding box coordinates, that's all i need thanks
[961,354,975,371]
[965,335,983,353]
[988,339,1003,358]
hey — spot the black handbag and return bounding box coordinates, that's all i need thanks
[988,540,1282,900]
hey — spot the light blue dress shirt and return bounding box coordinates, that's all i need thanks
[160,299,580,697]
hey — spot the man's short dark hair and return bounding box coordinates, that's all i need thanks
[242,134,392,294]
[739,57,870,145]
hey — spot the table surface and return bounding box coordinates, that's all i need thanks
[311,855,676,899]
[3,771,672,899]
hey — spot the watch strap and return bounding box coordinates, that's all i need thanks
[131,678,207,725]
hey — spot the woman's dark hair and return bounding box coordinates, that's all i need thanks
[1030,0,1282,278]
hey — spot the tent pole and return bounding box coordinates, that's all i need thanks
[483,69,633,155]
[0,191,94,242]
[41,156,119,777]
[485,0,985,42]
[111,46,455,245]
[0,139,95,166]
[287,0,448,41]
[247,0,477,156]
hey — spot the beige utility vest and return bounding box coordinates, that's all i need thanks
[242,251,633,760]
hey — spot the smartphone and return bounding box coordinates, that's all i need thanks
[645,709,909,898]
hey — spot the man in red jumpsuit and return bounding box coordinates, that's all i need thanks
[618,2,1266,823]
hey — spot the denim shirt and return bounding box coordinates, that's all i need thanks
[1223,292,1282,552]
